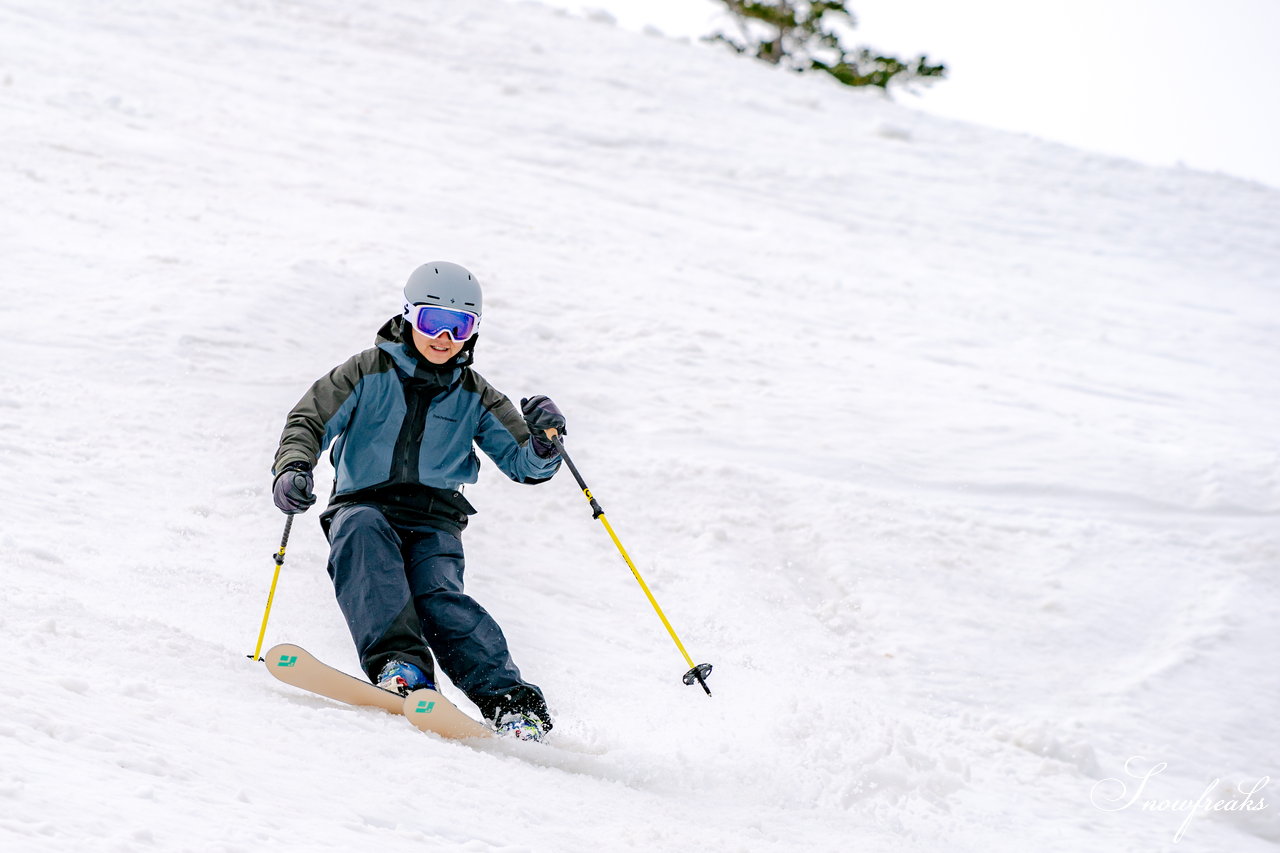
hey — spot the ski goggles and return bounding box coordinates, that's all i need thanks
[403,303,481,342]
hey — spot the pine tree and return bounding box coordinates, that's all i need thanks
[707,1,946,92]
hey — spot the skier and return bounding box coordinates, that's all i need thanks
[270,262,565,742]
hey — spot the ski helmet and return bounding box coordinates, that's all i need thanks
[403,262,482,317]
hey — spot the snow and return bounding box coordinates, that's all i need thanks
[2,1,1278,851]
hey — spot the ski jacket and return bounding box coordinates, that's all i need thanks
[273,316,560,528]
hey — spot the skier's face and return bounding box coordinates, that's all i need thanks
[412,326,464,365]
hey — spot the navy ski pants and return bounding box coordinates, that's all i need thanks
[325,504,542,717]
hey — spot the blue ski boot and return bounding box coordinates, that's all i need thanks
[376,660,434,696]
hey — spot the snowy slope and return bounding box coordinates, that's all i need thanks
[2,1,1279,851]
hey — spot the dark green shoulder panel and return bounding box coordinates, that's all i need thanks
[463,368,531,443]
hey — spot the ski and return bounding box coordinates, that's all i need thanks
[263,643,492,740]
[402,689,494,740]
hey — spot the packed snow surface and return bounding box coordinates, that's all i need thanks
[2,1,1278,851]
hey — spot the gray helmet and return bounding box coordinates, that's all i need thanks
[403,262,482,317]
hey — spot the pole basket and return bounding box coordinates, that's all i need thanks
[683,662,714,696]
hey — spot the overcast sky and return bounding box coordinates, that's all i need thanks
[541,0,1280,190]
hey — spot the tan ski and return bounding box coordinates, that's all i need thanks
[264,643,492,740]
[402,689,495,740]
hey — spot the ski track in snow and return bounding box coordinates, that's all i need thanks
[1,1,1278,851]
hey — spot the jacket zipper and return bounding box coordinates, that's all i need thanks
[391,380,439,484]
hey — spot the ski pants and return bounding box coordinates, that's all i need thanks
[324,504,545,721]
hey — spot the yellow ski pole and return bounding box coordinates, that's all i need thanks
[552,435,713,696]
[249,512,295,661]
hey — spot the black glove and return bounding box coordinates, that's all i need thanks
[520,395,565,458]
[272,463,316,514]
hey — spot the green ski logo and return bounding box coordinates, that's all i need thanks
[413,700,436,715]
[276,655,298,668]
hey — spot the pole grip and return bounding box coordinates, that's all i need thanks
[553,435,604,517]
[552,435,589,493]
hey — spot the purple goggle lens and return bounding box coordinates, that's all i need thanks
[404,304,480,342]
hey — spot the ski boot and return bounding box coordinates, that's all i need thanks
[376,660,434,696]
[494,710,548,743]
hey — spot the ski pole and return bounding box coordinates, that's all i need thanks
[551,434,713,697]
[249,512,296,662]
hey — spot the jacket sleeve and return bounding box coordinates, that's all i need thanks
[272,352,368,475]
[473,383,561,485]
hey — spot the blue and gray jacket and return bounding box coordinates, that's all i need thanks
[273,316,560,535]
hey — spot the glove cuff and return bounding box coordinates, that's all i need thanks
[275,460,312,478]
[530,434,560,459]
